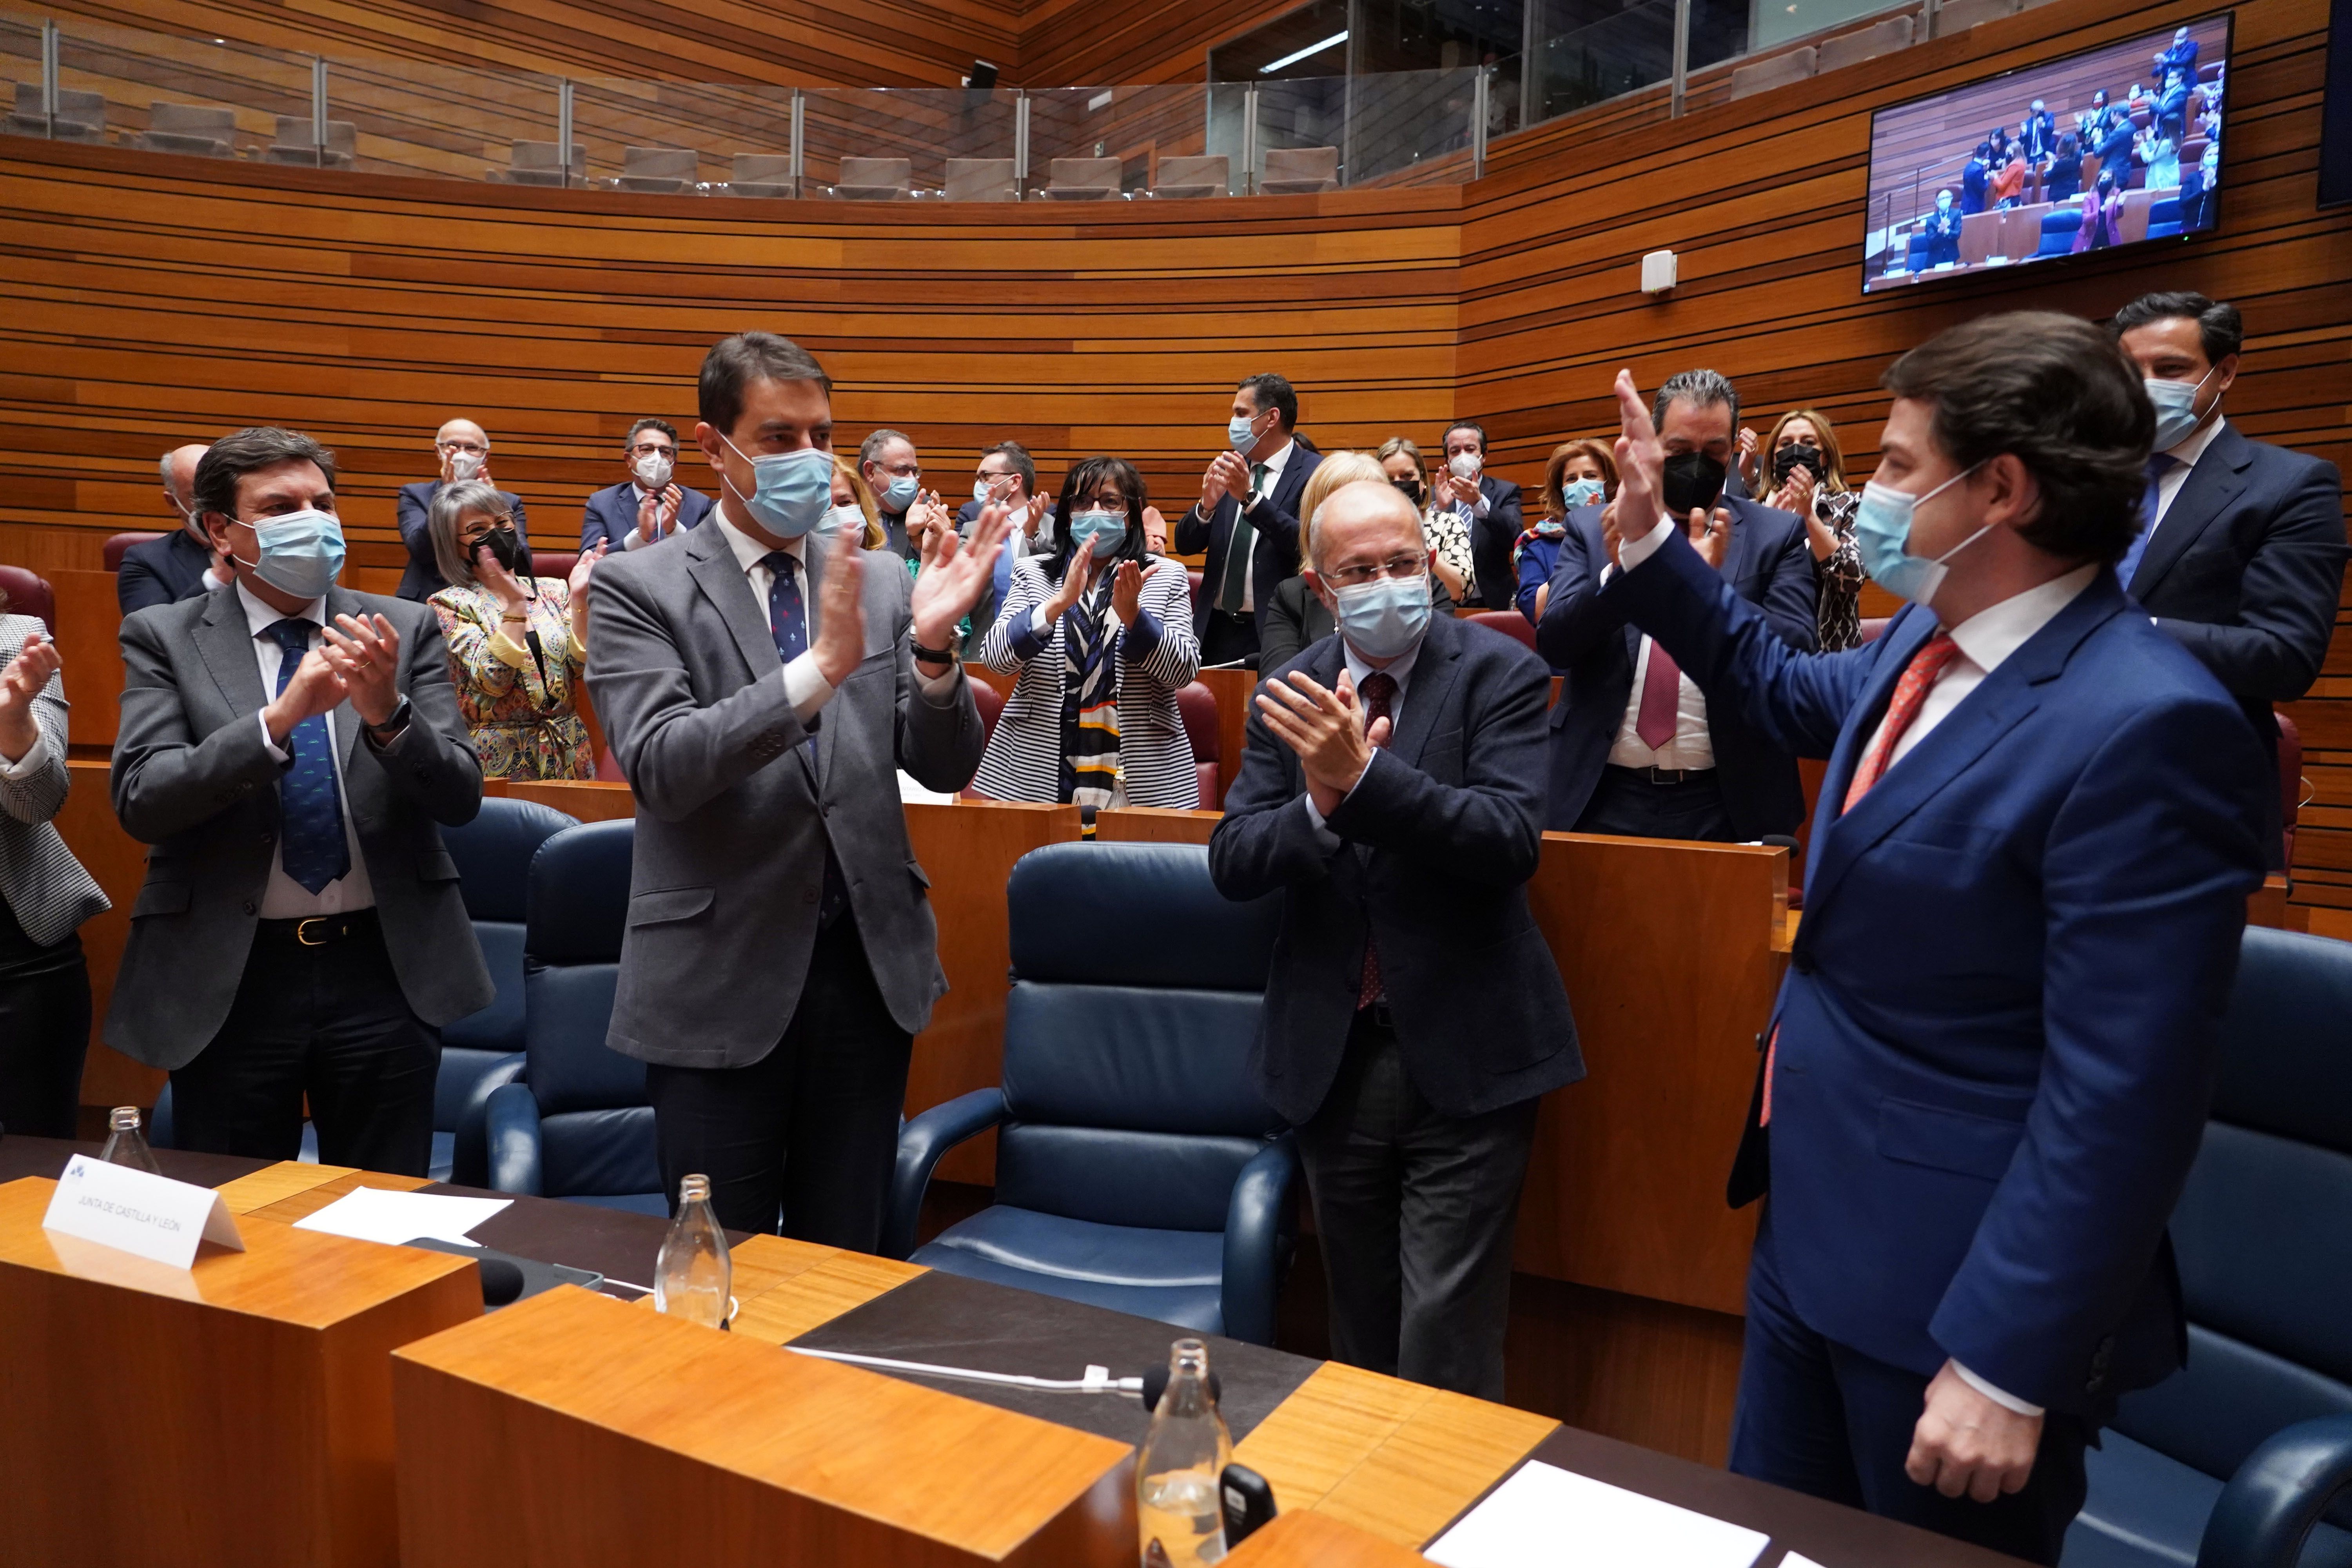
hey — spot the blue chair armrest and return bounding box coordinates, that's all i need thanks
[1221,1134,1299,1347]
[449,1054,525,1189]
[2200,1416,2352,1568]
[882,1088,1007,1260]
[484,1081,544,1197]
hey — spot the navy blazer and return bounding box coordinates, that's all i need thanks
[1174,446,1321,642]
[1535,497,1817,835]
[1209,611,1581,1125]
[2128,425,2348,864]
[579,481,714,553]
[396,481,531,602]
[116,529,215,615]
[1615,528,2268,1419]
[1459,474,1529,612]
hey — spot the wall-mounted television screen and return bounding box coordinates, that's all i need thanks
[1862,14,2232,293]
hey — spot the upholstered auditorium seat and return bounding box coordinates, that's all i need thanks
[885,842,1296,1343]
[497,139,585,187]
[725,153,794,197]
[1467,610,1538,652]
[1174,681,1220,808]
[7,84,105,141]
[946,156,1018,202]
[1258,145,1338,195]
[530,549,577,581]
[613,145,699,193]
[1931,0,2018,34]
[103,532,164,571]
[486,819,664,1214]
[1730,47,1816,101]
[1817,15,1914,72]
[0,566,55,634]
[136,103,235,157]
[834,156,911,200]
[2064,928,2352,1568]
[1044,156,1122,200]
[264,116,357,167]
[1152,154,1229,198]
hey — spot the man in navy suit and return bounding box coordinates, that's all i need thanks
[1439,420,1526,611]
[955,441,1053,648]
[395,418,530,601]
[1598,315,2269,1562]
[1175,374,1323,668]
[118,443,226,614]
[1210,477,1579,1399]
[579,417,715,553]
[1538,369,1816,840]
[2111,291,2348,867]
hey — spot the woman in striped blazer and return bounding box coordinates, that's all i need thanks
[0,606,110,1137]
[971,456,1201,811]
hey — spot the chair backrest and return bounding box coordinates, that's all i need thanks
[522,819,658,1199]
[731,153,793,183]
[512,139,586,173]
[1174,681,1220,808]
[56,89,104,124]
[1049,156,1121,191]
[1931,0,2018,35]
[437,797,579,1070]
[1155,154,1229,194]
[945,157,1017,201]
[531,549,578,582]
[104,531,166,571]
[1817,13,1913,72]
[996,843,1284,1232]
[1467,609,1537,652]
[149,103,235,136]
[0,566,56,634]
[1730,47,1817,100]
[271,115,358,153]
[1260,145,1338,185]
[2110,928,2352,1502]
[838,156,912,194]
[623,145,697,181]
[1856,617,1891,644]
[971,678,1005,746]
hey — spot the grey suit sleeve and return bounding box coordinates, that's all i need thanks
[894,563,985,793]
[111,610,285,846]
[0,628,70,826]
[365,607,485,826]
[586,561,810,823]
[2156,458,2348,702]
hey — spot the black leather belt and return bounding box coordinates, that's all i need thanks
[256,909,380,947]
[1609,764,1717,786]
[1209,608,1252,622]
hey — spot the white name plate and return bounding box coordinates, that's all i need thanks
[41,1154,245,1270]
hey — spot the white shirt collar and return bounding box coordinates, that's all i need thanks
[712,503,805,576]
[235,576,326,637]
[1943,564,2098,674]
[1252,439,1296,488]
[2162,411,2229,465]
[1341,633,1423,697]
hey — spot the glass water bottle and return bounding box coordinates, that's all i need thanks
[653,1173,731,1327]
[98,1105,161,1174]
[1137,1337,1234,1567]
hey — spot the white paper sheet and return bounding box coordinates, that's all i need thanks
[1425,1461,1771,1568]
[1780,1555,1829,1568]
[291,1187,510,1249]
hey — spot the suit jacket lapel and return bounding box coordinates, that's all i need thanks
[194,583,270,721]
[687,515,784,685]
[2129,424,2248,599]
[1391,614,1462,768]
[800,539,833,793]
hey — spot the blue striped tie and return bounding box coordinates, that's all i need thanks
[264,619,349,894]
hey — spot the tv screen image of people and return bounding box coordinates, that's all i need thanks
[1862,15,2231,292]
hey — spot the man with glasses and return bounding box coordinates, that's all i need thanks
[1209,477,1578,1399]
[858,429,931,563]
[396,418,531,601]
[581,417,715,552]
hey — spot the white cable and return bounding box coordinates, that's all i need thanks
[788,1346,1144,1396]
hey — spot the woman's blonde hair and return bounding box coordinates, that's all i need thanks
[1541,439,1617,520]
[1763,408,1849,493]
[1374,436,1425,489]
[1298,451,1392,565]
[427,479,515,588]
[831,455,887,549]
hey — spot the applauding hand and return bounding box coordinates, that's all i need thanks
[0,628,61,762]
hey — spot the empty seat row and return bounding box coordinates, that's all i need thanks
[1729,0,2064,102]
[3,85,355,163]
[532,146,1337,199]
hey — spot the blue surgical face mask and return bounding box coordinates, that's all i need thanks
[1068,508,1127,558]
[2145,362,2217,450]
[1228,412,1263,452]
[718,434,831,539]
[1332,573,1431,662]
[878,473,920,512]
[1560,477,1606,511]
[1853,465,1988,606]
[814,503,864,541]
[234,508,346,601]
[971,478,995,506]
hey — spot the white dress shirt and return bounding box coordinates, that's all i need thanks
[620,480,668,549]
[237,579,376,918]
[1299,634,1422,844]
[2146,412,2227,543]
[1606,525,1718,771]
[1236,439,1296,615]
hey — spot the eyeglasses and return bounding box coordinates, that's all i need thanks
[1321,553,1426,589]
[436,439,488,456]
[627,442,675,458]
[875,462,921,479]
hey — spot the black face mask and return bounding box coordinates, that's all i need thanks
[478,525,524,573]
[1772,445,1824,486]
[1392,477,1425,505]
[1661,451,1728,516]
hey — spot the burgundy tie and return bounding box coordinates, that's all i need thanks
[1635,639,1681,751]
[1355,672,1398,1010]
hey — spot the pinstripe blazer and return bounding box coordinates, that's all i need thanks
[971,555,1201,809]
[0,615,109,947]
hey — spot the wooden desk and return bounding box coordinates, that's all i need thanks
[0,1172,481,1568]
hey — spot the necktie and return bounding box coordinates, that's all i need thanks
[1762,632,1962,1126]
[264,618,350,895]
[762,552,846,924]
[1354,671,1398,1011]
[2116,452,2179,588]
[1634,639,1682,752]
[1215,463,1268,613]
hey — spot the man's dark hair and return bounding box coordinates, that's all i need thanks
[983,440,1036,497]
[1047,457,1150,577]
[1653,368,1739,434]
[860,428,915,475]
[1292,431,1319,454]
[2110,290,2243,366]
[1443,420,1487,451]
[1237,373,1299,432]
[697,332,831,437]
[625,417,679,448]
[1882,310,2152,564]
[193,427,338,519]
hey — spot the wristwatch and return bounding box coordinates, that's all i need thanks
[366,695,413,744]
[910,639,958,667]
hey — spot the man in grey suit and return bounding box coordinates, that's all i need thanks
[109,427,491,1174]
[588,331,1008,1246]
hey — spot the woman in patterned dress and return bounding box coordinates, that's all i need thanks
[1760,409,1865,652]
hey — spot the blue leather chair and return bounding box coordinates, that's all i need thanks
[436,796,577,1183]
[885,841,1296,1345]
[2065,927,2352,1568]
[484,818,666,1216]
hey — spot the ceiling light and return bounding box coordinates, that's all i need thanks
[1261,30,1348,73]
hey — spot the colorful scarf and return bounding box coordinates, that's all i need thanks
[1059,571,1121,814]
[1511,518,1568,575]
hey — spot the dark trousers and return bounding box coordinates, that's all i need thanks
[1573,765,1739,842]
[644,916,911,1250]
[1731,1211,2091,1565]
[1296,1013,1541,1400]
[0,947,91,1140]
[1201,609,1259,668]
[170,918,441,1176]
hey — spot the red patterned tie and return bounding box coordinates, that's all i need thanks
[1355,672,1398,1010]
[1762,632,1961,1125]
[1634,639,1681,751]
